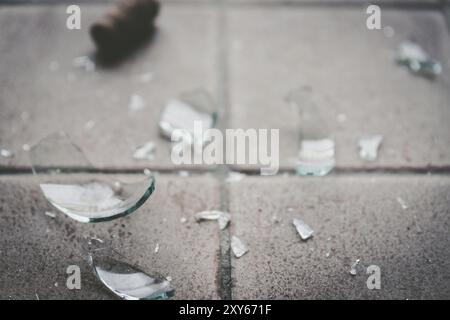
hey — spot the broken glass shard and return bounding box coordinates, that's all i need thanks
[218,215,231,230]
[397,41,442,78]
[195,210,231,230]
[293,218,314,240]
[159,89,217,146]
[133,142,156,161]
[297,139,335,176]
[73,55,96,72]
[29,132,155,223]
[89,236,104,244]
[178,170,190,177]
[397,197,408,210]
[350,259,360,276]
[231,236,248,258]
[358,135,383,161]
[286,87,335,176]
[89,249,174,300]
[128,94,145,112]
[225,171,246,183]
[45,211,56,218]
[0,148,13,158]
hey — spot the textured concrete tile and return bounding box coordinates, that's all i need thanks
[0,174,221,299]
[227,7,450,171]
[229,175,450,299]
[0,4,218,170]
[226,0,439,4]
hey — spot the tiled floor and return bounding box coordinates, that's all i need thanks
[0,0,449,299]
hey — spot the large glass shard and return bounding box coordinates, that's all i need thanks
[29,132,155,223]
[286,87,335,176]
[397,41,442,78]
[89,248,174,300]
[231,236,248,258]
[159,89,217,146]
[293,218,314,241]
[358,135,383,161]
[194,210,231,230]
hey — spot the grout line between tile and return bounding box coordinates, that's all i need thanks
[214,0,233,300]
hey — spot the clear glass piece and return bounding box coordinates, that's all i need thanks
[396,197,408,210]
[349,259,360,276]
[73,55,96,72]
[159,89,217,146]
[225,172,246,183]
[358,135,383,161]
[194,210,231,230]
[293,218,314,240]
[286,87,335,176]
[29,132,155,223]
[231,235,248,258]
[1,148,13,158]
[133,141,156,161]
[297,139,335,176]
[89,248,174,300]
[397,41,442,78]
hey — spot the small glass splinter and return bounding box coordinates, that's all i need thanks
[89,249,174,300]
[195,210,231,230]
[133,141,156,160]
[297,139,335,176]
[350,259,360,276]
[293,218,314,241]
[397,197,408,210]
[358,135,383,161]
[29,132,155,223]
[231,236,248,258]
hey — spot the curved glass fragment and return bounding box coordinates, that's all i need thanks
[89,248,175,300]
[29,132,155,223]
